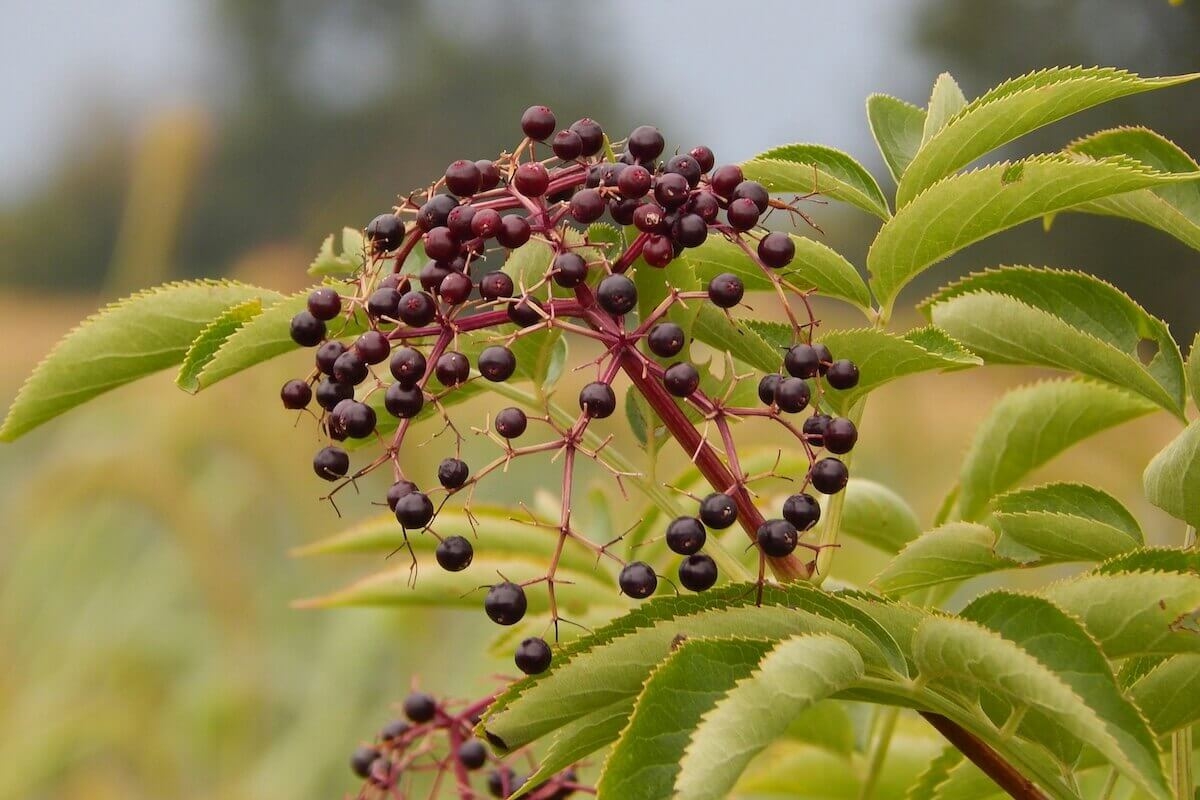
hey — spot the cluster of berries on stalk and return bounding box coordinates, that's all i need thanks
[348,688,581,799]
[284,105,862,678]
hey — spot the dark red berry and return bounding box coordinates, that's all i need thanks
[813,343,833,375]
[678,554,718,592]
[366,214,404,251]
[647,322,685,358]
[689,145,716,172]
[710,164,744,198]
[618,165,653,198]
[436,535,474,572]
[403,692,437,723]
[569,189,605,223]
[281,379,312,409]
[420,260,451,293]
[458,738,488,770]
[389,347,426,386]
[726,197,760,230]
[327,399,354,441]
[654,172,690,210]
[355,330,391,365]
[369,286,404,322]
[515,162,550,197]
[785,344,820,378]
[313,446,349,481]
[485,581,528,625]
[423,227,459,261]
[707,273,744,308]
[783,493,821,531]
[478,346,517,382]
[506,296,544,328]
[351,746,380,779]
[435,351,470,387]
[379,272,411,293]
[665,516,706,555]
[515,637,553,675]
[688,191,720,223]
[597,274,638,316]
[520,105,556,140]
[495,407,528,438]
[663,362,700,397]
[333,350,369,385]
[552,252,588,287]
[774,377,810,413]
[699,492,737,529]
[642,234,674,267]
[339,401,377,438]
[384,383,424,418]
[666,154,702,187]
[569,118,604,156]
[395,491,434,529]
[627,126,665,161]
[758,373,782,405]
[446,204,477,239]
[438,457,470,489]
[757,518,799,557]
[290,311,325,347]
[386,480,418,511]
[811,457,849,494]
[671,213,708,248]
[609,197,641,226]
[496,215,532,248]
[479,271,515,301]
[315,377,353,410]
[824,418,858,454]
[758,232,795,268]
[397,291,437,327]
[732,181,770,213]
[444,159,482,196]
[417,195,458,231]
[579,382,617,418]
[476,160,501,191]
[307,287,342,321]
[380,719,410,744]
[439,271,473,305]
[633,203,668,234]
[803,413,831,446]
[619,561,658,599]
[472,208,503,239]
[826,360,860,390]
[552,129,583,160]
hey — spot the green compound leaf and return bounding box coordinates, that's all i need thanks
[923,267,1186,417]
[835,478,923,554]
[595,637,775,800]
[742,143,891,220]
[0,280,278,441]
[673,635,865,800]
[866,93,927,183]
[960,591,1168,798]
[870,154,1195,311]
[895,67,1199,207]
[1066,127,1200,252]
[873,522,1026,596]
[957,379,1156,520]
[992,483,1143,562]
[921,72,969,144]
[509,701,634,800]
[1129,653,1200,735]
[176,296,280,392]
[1144,421,1200,529]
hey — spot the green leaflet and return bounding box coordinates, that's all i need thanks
[307,227,367,277]
[921,73,969,144]
[834,478,923,554]
[873,522,1025,596]
[0,280,278,441]
[508,701,635,799]
[895,67,1199,206]
[866,93,927,183]
[673,635,865,800]
[992,483,1143,562]
[691,305,780,373]
[741,143,891,220]
[1188,331,1200,411]
[596,637,775,800]
[957,380,1156,520]
[1144,421,1200,529]
[923,267,1186,416]
[1129,653,1200,735]
[869,154,1194,311]
[176,296,277,392]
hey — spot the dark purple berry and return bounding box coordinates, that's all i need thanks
[813,343,833,375]
[485,582,528,625]
[666,154,702,187]
[732,180,770,213]
[497,215,532,248]
[435,351,470,387]
[665,516,706,555]
[699,492,737,529]
[618,165,653,198]
[438,457,470,489]
[507,296,544,327]
[351,746,380,778]
[366,214,404,252]
[290,311,325,347]
[783,493,821,531]
[423,227,459,261]
[340,401,377,438]
[619,561,658,599]
[420,260,451,291]
[281,379,312,409]
[654,172,690,210]
[403,692,437,723]
[811,457,849,494]
[384,383,424,418]
[785,344,820,379]
[520,105,556,140]
[663,362,699,397]
[758,373,782,405]
[597,274,638,316]
[689,145,716,173]
[477,160,501,190]
[568,189,605,223]
[647,322,685,358]
[314,446,349,481]
[478,346,517,382]
[386,480,418,511]
[514,162,550,198]
[758,232,795,268]
[552,129,583,161]
[579,382,617,418]
[316,340,346,375]
[642,234,674,268]
[378,272,411,293]
[707,273,744,308]
[671,213,708,248]
[355,330,391,365]
[824,418,858,454]
[678,554,718,592]
[515,637,553,675]
[479,271,515,301]
[436,535,474,572]
[439,271,474,305]
[495,407,528,438]
[307,288,341,321]
[472,208,503,239]
[333,350,369,385]
[395,491,435,529]
[688,191,720,223]
[397,291,437,327]
[380,719,411,743]
[803,413,831,446]
[458,739,487,770]
[445,159,482,196]
[552,252,588,288]
[569,118,604,156]
[447,204,477,239]
[389,347,426,386]
[757,518,799,557]
[726,198,760,230]
[315,377,353,410]
[710,164,744,199]
[367,286,402,321]
[488,768,517,798]
[417,194,458,232]
[774,377,810,413]
[826,360,860,390]
[633,203,668,234]
[627,126,665,161]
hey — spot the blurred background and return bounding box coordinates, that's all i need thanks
[1,1,1198,798]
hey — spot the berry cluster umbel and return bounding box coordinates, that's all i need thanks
[349,688,582,800]
[284,106,861,677]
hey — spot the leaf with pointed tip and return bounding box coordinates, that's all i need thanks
[923,267,1186,416]
[508,701,635,799]
[1189,332,1200,410]
[873,523,1025,596]
[867,93,927,183]
[308,227,368,277]
[1144,421,1200,529]
[742,143,891,220]
[691,305,780,373]
[1129,653,1200,735]
[905,748,965,800]
[674,635,865,800]
[870,154,1195,310]
[958,380,1156,520]
[922,73,969,143]
[993,483,1143,562]
[895,67,1199,206]
[596,638,775,800]
[177,296,279,392]
[1065,126,1200,252]
[0,280,278,441]
[1095,547,1200,575]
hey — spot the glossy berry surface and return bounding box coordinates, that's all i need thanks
[811,457,850,494]
[826,359,860,389]
[494,407,528,438]
[757,519,799,557]
[824,417,858,454]
[514,637,553,675]
[663,362,700,397]
[478,345,517,382]
[435,351,470,387]
[758,373,782,405]
[647,322,685,358]
[435,535,474,571]
[520,105,556,140]
[774,377,811,413]
[665,516,706,555]
[782,492,821,531]
[596,274,638,316]
[365,214,404,251]
[707,273,744,308]
[618,561,658,599]
[484,582,528,625]
[578,382,617,419]
[678,554,718,591]
[785,344,820,378]
[403,692,438,723]
[438,457,470,489]
[289,311,325,347]
[281,379,311,409]
[313,446,349,480]
[307,287,342,320]
[699,493,737,529]
[395,491,435,529]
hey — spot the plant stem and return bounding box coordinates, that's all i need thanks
[813,397,866,584]
[858,706,899,800]
[1173,726,1193,800]
[921,713,1053,800]
[1098,768,1119,800]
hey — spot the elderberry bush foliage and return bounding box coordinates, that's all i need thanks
[8,67,1200,800]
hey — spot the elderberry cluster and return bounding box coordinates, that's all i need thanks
[282,105,861,678]
[348,688,581,799]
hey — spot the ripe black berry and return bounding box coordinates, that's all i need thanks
[689,145,716,173]
[569,118,604,156]
[281,379,312,409]
[826,359,860,390]
[290,311,325,347]
[472,208,503,239]
[417,194,458,231]
[403,691,438,723]
[479,271,515,301]
[439,271,473,305]
[597,274,638,316]
[316,340,346,375]
[619,561,658,599]
[476,160,501,190]
[488,768,519,798]
[678,554,718,592]
[314,446,349,481]
[366,287,401,320]
[351,746,380,778]
[495,407,528,438]
[813,343,833,374]
[333,350,368,385]
[609,197,641,226]
[774,377,810,413]
[758,232,795,268]
[627,125,665,161]
[824,418,858,454]
[783,492,821,531]
[758,373,782,405]
[633,203,667,234]
[699,492,737,529]
[395,491,435,529]
[552,129,583,161]
[665,516,706,555]
[579,382,616,419]
[552,252,588,287]
[506,296,544,327]
[366,214,404,251]
[515,637,553,675]
[707,273,744,308]
[355,330,391,365]
[380,719,411,743]
[316,377,353,410]
[458,739,488,770]
[496,215,532,249]
[478,346,517,382]
[757,518,799,557]
[618,165,653,198]
[689,191,720,223]
[520,105,556,140]
[438,457,470,489]
[785,344,820,379]
[811,457,849,494]
[339,400,377,438]
[666,154,702,187]
[423,227,459,261]
[447,204,476,239]
[654,172,690,210]
[803,413,831,446]
[386,480,418,511]
[435,351,470,387]
[485,582,528,625]
[514,162,550,197]
[642,234,674,268]
[568,189,605,223]
[726,198,760,231]
[444,159,482,196]
[732,181,770,213]
[398,291,437,327]
[647,322,685,358]
[663,362,699,397]
[436,535,474,572]
[671,213,708,248]
[307,287,342,321]
[389,347,427,386]
[710,164,744,198]
[384,383,424,418]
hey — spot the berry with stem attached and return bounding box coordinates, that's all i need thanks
[826,359,860,390]
[438,457,470,489]
[485,582,528,625]
[663,362,700,397]
[811,457,849,494]
[757,518,799,557]
[783,492,821,531]
[678,554,718,591]
[314,446,349,481]
[824,418,858,454]
[395,491,435,529]
[281,379,312,409]
[699,492,737,529]
[647,322,685,358]
[579,382,617,419]
[619,561,658,599]
[403,691,438,723]
[495,407,528,438]
[515,637,553,675]
[665,516,706,555]
[436,536,474,572]
[478,346,517,382]
[596,274,638,316]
